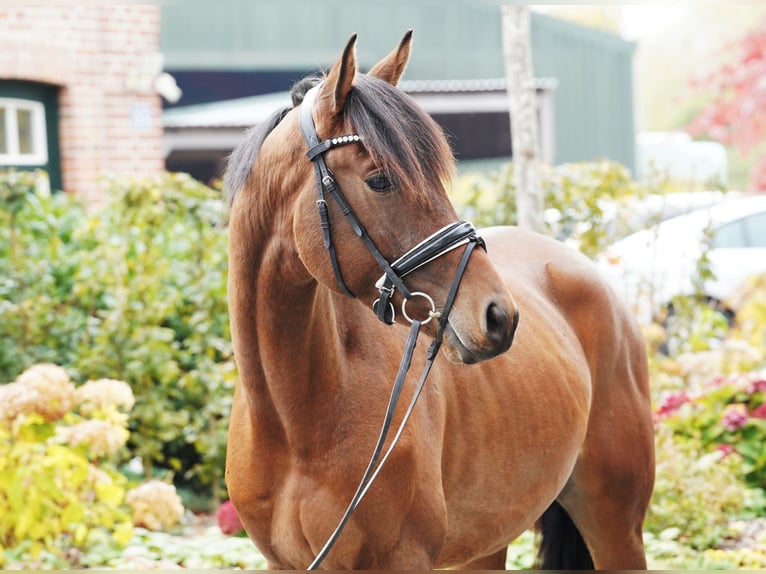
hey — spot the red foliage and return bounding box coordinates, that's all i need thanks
[687,21,766,190]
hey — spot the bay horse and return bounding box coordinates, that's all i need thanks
[224,31,654,570]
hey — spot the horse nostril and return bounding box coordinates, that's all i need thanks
[484,303,520,353]
[485,302,511,349]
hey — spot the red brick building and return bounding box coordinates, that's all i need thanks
[0,5,165,205]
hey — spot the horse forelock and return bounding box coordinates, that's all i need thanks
[225,73,455,210]
[345,75,455,204]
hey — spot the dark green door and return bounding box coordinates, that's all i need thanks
[0,80,61,191]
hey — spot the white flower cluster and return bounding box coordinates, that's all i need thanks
[676,339,764,390]
[75,378,135,415]
[55,419,130,458]
[0,364,75,423]
[676,350,723,382]
[0,365,136,457]
[88,464,115,486]
[125,480,185,531]
[0,365,136,425]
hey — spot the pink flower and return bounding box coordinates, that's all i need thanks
[715,444,736,458]
[751,403,766,420]
[217,500,244,536]
[746,378,766,395]
[721,404,749,431]
[655,391,691,418]
[709,376,725,387]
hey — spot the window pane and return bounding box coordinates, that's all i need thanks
[0,107,7,154]
[17,108,33,155]
[743,211,766,247]
[711,221,747,248]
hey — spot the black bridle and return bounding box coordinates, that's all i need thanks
[299,83,485,325]
[298,83,486,569]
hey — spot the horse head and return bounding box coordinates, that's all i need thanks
[240,32,519,363]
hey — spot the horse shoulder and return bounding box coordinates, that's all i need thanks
[482,227,607,309]
[482,226,647,390]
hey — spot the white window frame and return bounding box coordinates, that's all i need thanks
[0,98,48,166]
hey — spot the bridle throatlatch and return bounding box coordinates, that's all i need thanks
[298,83,487,569]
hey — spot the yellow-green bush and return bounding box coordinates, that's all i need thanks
[646,425,765,549]
[0,169,234,500]
[0,364,134,565]
[729,274,766,351]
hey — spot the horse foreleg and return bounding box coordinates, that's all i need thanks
[459,547,508,570]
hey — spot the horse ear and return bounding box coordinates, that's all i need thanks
[320,33,357,114]
[368,30,413,86]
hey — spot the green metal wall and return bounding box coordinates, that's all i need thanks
[160,1,505,77]
[160,2,635,170]
[529,14,636,172]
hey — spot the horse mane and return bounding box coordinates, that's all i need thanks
[224,76,321,207]
[224,73,455,207]
[224,105,290,207]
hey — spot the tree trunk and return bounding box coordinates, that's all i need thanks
[501,5,544,232]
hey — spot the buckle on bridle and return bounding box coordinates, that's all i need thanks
[373,285,396,324]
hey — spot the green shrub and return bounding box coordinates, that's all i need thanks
[0,170,233,499]
[0,171,92,372]
[71,174,234,499]
[450,160,649,257]
[646,424,765,550]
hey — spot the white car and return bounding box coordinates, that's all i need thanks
[597,193,766,324]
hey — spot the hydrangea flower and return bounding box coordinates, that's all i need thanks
[0,364,75,423]
[746,378,766,395]
[721,404,749,431]
[655,391,691,419]
[715,443,736,458]
[217,500,244,535]
[56,419,129,457]
[0,381,42,424]
[126,480,185,531]
[75,378,135,415]
[750,403,766,419]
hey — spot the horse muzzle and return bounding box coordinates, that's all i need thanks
[444,304,520,364]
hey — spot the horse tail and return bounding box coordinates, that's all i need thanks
[535,501,594,570]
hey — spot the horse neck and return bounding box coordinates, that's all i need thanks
[228,216,345,450]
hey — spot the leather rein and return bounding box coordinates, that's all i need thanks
[298,83,484,569]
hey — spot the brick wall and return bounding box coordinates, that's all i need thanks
[0,5,164,205]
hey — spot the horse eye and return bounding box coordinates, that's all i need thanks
[365,173,395,193]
